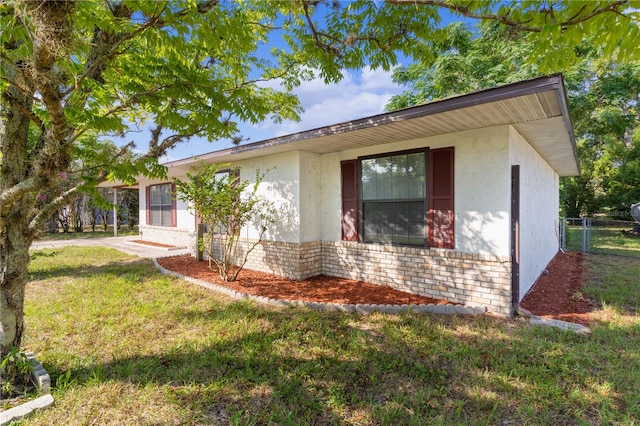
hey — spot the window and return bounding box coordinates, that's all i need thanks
[340,147,454,249]
[147,183,175,227]
[361,151,426,246]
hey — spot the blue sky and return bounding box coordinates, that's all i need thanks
[161,65,406,162]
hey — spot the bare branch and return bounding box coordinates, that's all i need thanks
[2,89,44,132]
[147,128,204,159]
[301,0,342,56]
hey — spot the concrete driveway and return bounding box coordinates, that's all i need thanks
[30,236,190,259]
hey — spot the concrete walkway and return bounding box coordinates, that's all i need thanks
[30,236,190,258]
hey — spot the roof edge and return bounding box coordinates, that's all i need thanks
[163,74,572,168]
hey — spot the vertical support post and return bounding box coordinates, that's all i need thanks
[510,165,520,311]
[561,218,567,251]
[581,217,587,253]
[113,188,118,237]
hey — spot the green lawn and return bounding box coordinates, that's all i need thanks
[36,225,138,241]
[565,224,640,257]
[585,254,640,313]
[19,247,640,425]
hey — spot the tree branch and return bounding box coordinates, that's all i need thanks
[28,180,102,232]
[386,0,631,33]
[2,85,45,133]
[64,0,221,99]
[145,127,204,159]
[0,178,38,218]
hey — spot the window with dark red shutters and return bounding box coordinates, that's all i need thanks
[340,146,454,248]
[146,183,177,227]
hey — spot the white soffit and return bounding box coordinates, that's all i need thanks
[162,75,579,178]
[513,116,579,176]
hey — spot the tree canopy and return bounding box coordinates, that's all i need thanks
[384,20,640,219]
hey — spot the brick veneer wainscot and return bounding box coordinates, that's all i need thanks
[204,237,512,315]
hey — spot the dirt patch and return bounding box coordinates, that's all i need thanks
[158,251,594,324]
[520,251,596,326]
[157,255,454,306]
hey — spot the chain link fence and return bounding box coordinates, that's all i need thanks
[560,217,640,257]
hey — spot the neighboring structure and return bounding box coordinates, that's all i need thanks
[115,75,579,315]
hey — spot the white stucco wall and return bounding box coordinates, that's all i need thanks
[298,151,322,242]
[233,151,302,243]
[509,126,560,300]
[139,151,306,244]
[137,124,562,268]
[319,126,512,256]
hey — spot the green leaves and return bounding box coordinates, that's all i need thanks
[386,22,540,111]
[174,162,274,281]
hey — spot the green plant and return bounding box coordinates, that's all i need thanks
[54,369,75,393]
[175,163,275,282]
[1,346,34,398]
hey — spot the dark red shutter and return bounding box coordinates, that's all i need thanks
[341,160,359,241]
[145,186,151,225]
[428,147,454,249]
[171,183,177,227]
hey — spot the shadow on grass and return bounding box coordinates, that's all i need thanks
[44,303,457,423]
[38,301,640,424]
[26,247,640,424]
[28,246,153,282]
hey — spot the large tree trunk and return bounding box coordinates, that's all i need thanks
[1,1,77,355]
[0,219,33,352]
[1,47,36,355]
[0,160,35,354]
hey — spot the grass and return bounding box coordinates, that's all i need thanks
[565,224,640,257]
[584,254,640,313]
[18,247,640,425]
[35,225,138,241]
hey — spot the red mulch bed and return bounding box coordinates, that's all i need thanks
[157,255,453,306]
[158,251,596,325]
[520,251,596,326]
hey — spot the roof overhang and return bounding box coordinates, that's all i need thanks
[104,74,579,186]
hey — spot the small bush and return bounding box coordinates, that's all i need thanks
[1,346,34,398]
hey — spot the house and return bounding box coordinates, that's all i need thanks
[124,74,579,316]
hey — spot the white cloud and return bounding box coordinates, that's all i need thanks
[360,66,401,92]
[255,66,403,137]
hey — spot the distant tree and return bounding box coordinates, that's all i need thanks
[84,188,112,232]
[175,163,274,282]
[563,61,640,217]
[120,190,139,231]
[386,22,540,111]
